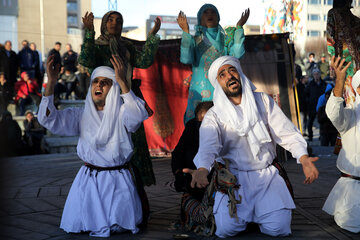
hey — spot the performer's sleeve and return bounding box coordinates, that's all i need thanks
[264,94,308,163]
[180,32,195,65]
[37,95,81,136]
[78,29,97,69]
[194,113,222,172]
[226,26,245,59]
[325,92,352,134]
[131,34,160,68]
[121,90,148,133]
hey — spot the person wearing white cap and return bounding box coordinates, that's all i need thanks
[322,56,360,233]
[37,55,149,237]
[184,56,319,238]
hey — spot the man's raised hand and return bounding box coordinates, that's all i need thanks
[110,55,129,93]
[82,11,94,31]
[331,56,352,97]
[177,11,189,33]
[46,56,60,86]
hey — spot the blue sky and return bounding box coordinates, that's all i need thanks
[92,0,267,27]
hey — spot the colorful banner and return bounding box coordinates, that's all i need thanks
[262,0,305,41]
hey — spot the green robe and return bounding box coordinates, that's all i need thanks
[78,29,160,186]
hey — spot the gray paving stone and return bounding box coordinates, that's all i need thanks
[38,187,61,197]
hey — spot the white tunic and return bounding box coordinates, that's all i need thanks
[38,91,148,237]
[194,92,308,222]
[322,93,360,233]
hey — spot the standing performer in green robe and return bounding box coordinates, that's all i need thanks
[79,11,161,186]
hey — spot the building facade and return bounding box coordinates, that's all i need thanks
[0,0,91,58]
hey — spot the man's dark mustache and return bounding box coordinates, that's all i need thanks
[227,77,240,87]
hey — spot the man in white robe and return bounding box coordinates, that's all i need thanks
[38,55,149,237]
[322,56,360,233]
[184,56,319,238]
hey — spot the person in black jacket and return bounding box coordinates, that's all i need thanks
[62,43,78,73]
[171,101,213,228]
[0,73,11,115]
[18,40,37,79]
[23,110,45,154]
[47,42,62,68]
[0,111,24,157]
[317,89,338,146]
[2,41,18,97]
[305,68,327,141]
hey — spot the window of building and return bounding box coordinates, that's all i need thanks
[308,0,321,4]
[324,0,333,5]
[308,14,321,21]
[67,15,78,27]
[324,15,327,21]
[67,0,79,30]
[67,2,78,13]
[307,30,321,37]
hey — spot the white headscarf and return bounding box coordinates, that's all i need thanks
[78,66,132,161]
[351,70,360,132]
[208,56,272,159]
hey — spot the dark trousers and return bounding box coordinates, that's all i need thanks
[320,133,337,146]
[307,114,316,140]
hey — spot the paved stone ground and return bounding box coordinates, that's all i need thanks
[0,146,359,240]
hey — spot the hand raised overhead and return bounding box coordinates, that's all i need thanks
[177,11,189,33]
[237,8,250,27]
[110,55,129,93]
[82,11,94,31]
[149,17,161,35]
[331,56,352,97]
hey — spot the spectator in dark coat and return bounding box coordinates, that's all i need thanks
[23,110,45,154]
[30,42,43,89]
[297,75,308,135]
[18,40,38,79]
[0,73,12,115]
[317,89,338,146]
[305,52,318,79]
[47,42,62,68]
[62,43,78,73]
[0,111,24,157]
[305,68,327,141]
[2,40,18,97]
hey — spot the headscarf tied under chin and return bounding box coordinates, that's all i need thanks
[351,70,360,132]
[208,56,272,160]
[95,11,132,88]
[79,66,132,159]
[195,4,224,52]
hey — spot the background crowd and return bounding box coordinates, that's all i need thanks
[0,39,91,157]
[295,52,338,146]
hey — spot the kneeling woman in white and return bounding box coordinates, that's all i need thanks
[38,55,149,237]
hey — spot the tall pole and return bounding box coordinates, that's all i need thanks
[40,0,45,61]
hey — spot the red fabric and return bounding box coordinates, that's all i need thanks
[14,79,41,102]
[133,39,191,156]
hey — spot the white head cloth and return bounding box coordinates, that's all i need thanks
[208,56,272,159]
[78,66,132,161]
[351,70,360,132]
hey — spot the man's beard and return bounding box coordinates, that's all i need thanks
[93,99,105,108]
[222,79,242,97]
